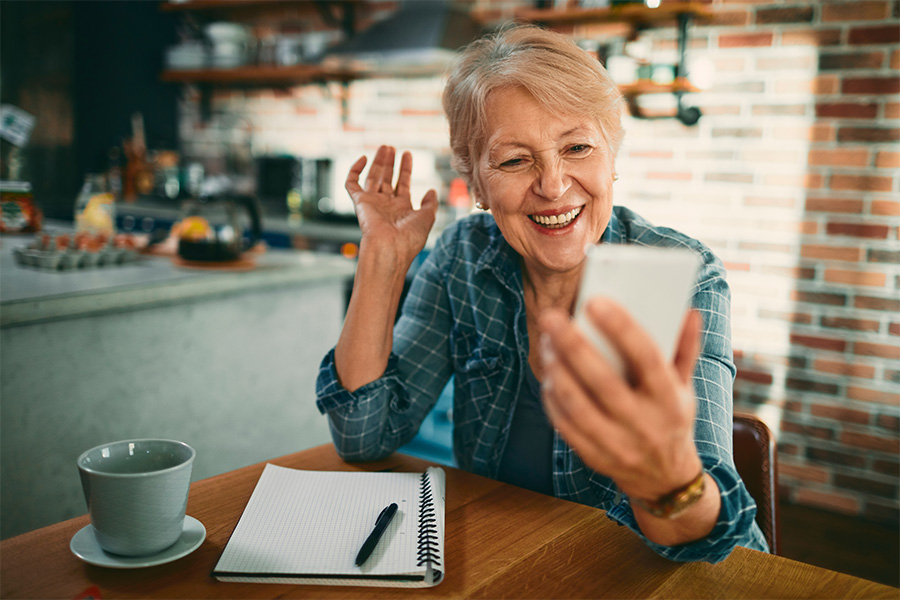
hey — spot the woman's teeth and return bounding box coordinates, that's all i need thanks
[529,207,582,229]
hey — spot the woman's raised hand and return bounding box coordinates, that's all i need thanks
[345,145,438,268]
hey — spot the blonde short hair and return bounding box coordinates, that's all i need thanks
[442,25,624,195]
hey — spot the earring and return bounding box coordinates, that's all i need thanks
[475,201,486,210]
[613,173,619,182]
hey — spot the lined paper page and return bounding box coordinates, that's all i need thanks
[214,465,424,577]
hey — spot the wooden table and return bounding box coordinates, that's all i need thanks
[2,444,896,599]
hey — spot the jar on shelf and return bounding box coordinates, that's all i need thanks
[74,173,116,237]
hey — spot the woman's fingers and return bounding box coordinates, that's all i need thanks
[345,155,367,198]
[673,309,702,385]
[584,297,678,400]
[539,308,634,420]
[395,151,413,198]
[364,145,393,192]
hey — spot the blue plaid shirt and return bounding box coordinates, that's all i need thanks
[317,206,768,563]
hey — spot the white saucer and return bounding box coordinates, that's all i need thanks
[70,516,206,569]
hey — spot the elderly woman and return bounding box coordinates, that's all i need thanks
[316,25,767,563]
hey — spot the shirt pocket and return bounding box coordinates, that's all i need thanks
[451,332,505,423]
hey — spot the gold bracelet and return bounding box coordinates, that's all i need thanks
[630,469,706,519]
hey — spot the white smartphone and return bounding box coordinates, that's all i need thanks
[574,244,701,377]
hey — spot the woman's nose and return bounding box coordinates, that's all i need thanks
[534,159,569,200]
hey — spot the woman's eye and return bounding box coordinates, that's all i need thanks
[568,144,592,155]
[500,157,527,168]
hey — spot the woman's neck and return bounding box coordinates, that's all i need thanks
[521,259,584,316]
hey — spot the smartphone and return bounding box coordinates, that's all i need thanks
[574,244,701,377]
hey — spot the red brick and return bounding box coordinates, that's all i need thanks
[756,5,814,24]
[710,9,752,27]
[706,172,754,184]
[826,222,891,238]
[723,261,751,272]
[841,430,900,453]
[806,446,867,469]
[736,368,774,385]
[873,458,900,477]
[875,152,900,168]
[819,51,885,71]
[814,75,841,95]
[833,473,897,498]
[871,200,900,215]
[823,1,891,22]
[789,334,847,353]
[800,244,862,262]
[823,268,888,287]
[842,77,900,95]
[813,359,876,379]
[773,124,834,142]
[793,488,861,515]
[815,102,879,119]
[820,315,882,331]
[890,323,900,336]
[778,462,830,484]
[810,403,871,425]
[854,341,900,360]
[848,24,900,45]
[877,414,900,431]
[830,174,894,192]
[855,295,900,311]
[719,32,774,48]
[782,28,843,46]
[838,127,900,143]
[892,49,900,70]
[791,290,848,306]
[804,197,865,213]
[782,417,837,437]
[808,148,870,167]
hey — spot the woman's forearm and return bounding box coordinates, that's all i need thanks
[334,240,412,392]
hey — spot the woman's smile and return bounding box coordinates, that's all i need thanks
[528,206,583,231]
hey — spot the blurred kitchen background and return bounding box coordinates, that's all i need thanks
[1,0,897,586]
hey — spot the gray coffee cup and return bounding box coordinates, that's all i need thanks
[77,439,195,556]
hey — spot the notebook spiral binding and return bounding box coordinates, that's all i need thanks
[416,471,442,569]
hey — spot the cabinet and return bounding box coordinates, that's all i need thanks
[516,1,712,125]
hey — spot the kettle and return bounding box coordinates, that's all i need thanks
[177,195,262,262]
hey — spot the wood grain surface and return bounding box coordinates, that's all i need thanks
[2,444,896,599]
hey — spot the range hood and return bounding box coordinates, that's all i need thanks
[323,1,484,75]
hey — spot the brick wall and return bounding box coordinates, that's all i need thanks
[596,0,899,524]
[175,0,899,523]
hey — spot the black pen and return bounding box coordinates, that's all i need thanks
[355,502,399,567]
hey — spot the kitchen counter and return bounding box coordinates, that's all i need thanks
[1,234,356,327]
[1,232,357,541]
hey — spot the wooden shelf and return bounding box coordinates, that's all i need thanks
[515,2,712,27]
[161,64,357,85]
[619,78,700,97]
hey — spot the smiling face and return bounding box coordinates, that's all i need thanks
[475,86,616,278]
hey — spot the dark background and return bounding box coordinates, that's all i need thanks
[1,0,179,219]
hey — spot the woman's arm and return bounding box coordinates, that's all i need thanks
[334,145,438,391]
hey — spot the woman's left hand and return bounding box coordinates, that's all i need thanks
[538,298,704,504]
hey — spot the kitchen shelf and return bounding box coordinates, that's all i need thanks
[514,2,712,28]
[161,64,358,85]
[619,78,700,97]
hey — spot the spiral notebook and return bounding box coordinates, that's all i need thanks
[212,464,446,587]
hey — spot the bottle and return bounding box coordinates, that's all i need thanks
[74,173,116,237]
